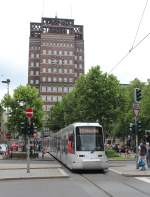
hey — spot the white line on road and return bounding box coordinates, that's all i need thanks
[136,177,150,184]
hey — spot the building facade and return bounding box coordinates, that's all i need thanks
[28,17,84,112]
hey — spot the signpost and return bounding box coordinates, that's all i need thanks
[133,103,140,168]
[25,108,33,173]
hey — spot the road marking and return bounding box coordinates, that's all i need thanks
[136,177,150,184]
[109,168,122,174]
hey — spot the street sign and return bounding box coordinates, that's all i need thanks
[133,103,140,117]
[25,108,33,118]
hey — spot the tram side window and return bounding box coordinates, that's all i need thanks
[68,134,75,154]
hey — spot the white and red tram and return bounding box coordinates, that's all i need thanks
[49,122,109,170]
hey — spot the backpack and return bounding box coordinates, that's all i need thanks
[138,159,145,167]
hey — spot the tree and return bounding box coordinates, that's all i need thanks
[1,85,44,136]
[48,66,121,135]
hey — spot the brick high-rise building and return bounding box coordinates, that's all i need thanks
[28,17,84,112]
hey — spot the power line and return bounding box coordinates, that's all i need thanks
[109,33,150,73]
[131,0,149,49]
[109,0,149,74]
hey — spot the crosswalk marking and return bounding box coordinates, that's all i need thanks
[136,177,150,184]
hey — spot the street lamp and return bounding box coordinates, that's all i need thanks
[1,79,10,96]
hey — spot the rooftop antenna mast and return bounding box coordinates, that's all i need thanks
[42,0,45,17]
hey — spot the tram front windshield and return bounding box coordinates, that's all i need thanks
[76,126,104,151]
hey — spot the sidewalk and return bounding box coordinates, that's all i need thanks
[0,154,69,180]
[109,160,150,177]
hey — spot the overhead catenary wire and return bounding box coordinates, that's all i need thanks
[131,0,149,49]
[109,32,150,73]
[109,0,149,74]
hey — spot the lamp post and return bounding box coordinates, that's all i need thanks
[1,79,11,137]
[1,79,10,96]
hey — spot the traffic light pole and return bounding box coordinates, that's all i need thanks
[27,118,31,173]
[134,116,139,168]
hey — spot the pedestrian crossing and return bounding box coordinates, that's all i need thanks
[135,177,150,184]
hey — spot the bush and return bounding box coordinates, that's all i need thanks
[105,149,119,158]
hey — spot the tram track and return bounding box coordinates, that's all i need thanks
[77,172,150,197]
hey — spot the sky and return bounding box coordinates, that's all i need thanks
[0,0,150,100]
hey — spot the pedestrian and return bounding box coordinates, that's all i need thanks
[138,142,147,170]
[146,142,150,168]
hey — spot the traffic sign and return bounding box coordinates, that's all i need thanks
[25,108,33,118]
[133,103,140,117]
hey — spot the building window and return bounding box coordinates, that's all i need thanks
[64,69,67,73]
[36,54,39,58]
[41,95,46,101]
[69,60,73,65]
[48,77,51,82]
[30,80,34,84]
[30,62,34,67]
[52,87,57,92]
[79,56,82,60]
[64,87,68,93]
[48,68,51,73]
[53,68,57,73]
[42,68,46,72]
[31,53,34,58]
[69,78,73,82]
[30,71,34,75]
[69,69,73,73]
[42,77,46,82]
[36,62,39,67]
[47,96,52,102]
[53,77,57,82]
[53,96,57,102]
[35,71,39,76]
[47,87,52,92]
[58,68,62,73]
[58,87,62,92]
[35,80,39,84]
[57,96,62,101]
[43,59,46,64]
[69,51,73,56]
[43,50,46,55]
[41,86,46,92]
[48,50,51,55]
[48,59,51,64]
[64,78,67,82]
[79,64,83,69]
[58,77,62,82]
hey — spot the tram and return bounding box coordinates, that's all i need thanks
[49,122,109,170]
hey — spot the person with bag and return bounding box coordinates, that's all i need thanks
[138,142,147,171]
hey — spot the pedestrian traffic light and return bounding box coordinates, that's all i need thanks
[134,88,142,102]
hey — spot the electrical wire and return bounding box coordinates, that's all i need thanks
[109,0,149,74]
[131,0,149,49]
[109,33,150,73]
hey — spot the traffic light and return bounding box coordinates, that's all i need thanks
[129,123,135,132]
[134,88,141,102]
[138,120,142,131]
[24,120,34,136]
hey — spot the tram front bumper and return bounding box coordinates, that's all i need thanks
[72,159,109,170]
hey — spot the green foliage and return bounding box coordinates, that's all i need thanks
[105,148,119,158]
[1,85,44,136]
[48,66,121,133]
